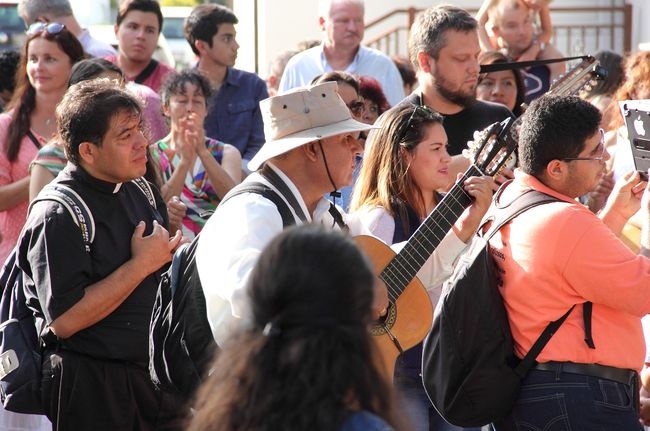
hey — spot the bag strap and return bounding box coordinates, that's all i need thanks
[513,305,575,377]
[30,184,95,251]
[485,187,594,376]
[131,177,157,209]
[220,182,295,228]
[26,131,41,149]
[134,59,159,85]
[259,165,308,222]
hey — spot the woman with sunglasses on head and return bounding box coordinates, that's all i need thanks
[349,104,493,431]
[0,22,84,265]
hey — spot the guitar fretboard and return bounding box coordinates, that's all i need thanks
[379,165,482,303]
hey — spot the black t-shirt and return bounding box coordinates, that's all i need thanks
[400,92,514,156]
[18,164,168,363]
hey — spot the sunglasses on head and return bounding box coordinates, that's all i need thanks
[26,22,65,36]
[397,104,436,144]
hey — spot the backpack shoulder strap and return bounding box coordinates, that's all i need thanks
[220,182,295,228]
[484,188,560,241]
[259,165,308,223]
[485,188,594,375]
[29,184,94,251]
[130,177,157,209]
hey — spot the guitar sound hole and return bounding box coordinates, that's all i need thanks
[370,303,397,336]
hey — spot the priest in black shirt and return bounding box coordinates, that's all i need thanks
[17,79,185,430]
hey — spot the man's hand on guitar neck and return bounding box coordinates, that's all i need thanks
[452,175,495,243]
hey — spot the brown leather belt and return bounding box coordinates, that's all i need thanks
[532,361,637,386]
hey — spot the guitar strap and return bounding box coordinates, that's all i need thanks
[479,55,590,73]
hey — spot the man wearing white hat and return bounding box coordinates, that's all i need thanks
[195,81,462,345]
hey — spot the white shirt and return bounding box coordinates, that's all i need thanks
[353,205,469,307]
[196,164,463,345]
[279,44,405,107]
[77,28,117,58]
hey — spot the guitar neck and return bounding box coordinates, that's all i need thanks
[380,164,483,299]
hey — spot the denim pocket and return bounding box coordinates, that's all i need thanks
[513,393,572,431]
[594,379,633,411]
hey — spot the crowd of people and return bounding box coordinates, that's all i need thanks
[2,0,650,430]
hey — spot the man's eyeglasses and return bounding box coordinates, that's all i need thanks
[397,104,436,144]
[347,100,364,118]
[562,128,606,162]
[26,22,65,36]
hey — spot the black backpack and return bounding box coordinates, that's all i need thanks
[422,188,594,427]
[0,179,156,414]
[0,184,94,414]
[148,182,295,400]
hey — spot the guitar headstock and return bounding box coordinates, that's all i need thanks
[463,117,517,177]
[549,55,607,97]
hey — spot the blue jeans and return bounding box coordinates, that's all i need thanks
[492,368,643,431]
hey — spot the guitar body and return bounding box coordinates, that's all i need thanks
[354,235,433,380]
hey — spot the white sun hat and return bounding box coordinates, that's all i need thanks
[247,81,378,171]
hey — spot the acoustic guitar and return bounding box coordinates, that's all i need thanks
[358,56,606,379]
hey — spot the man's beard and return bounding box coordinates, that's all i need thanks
[434,73,476,108]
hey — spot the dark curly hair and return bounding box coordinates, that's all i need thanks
[518,95,601,177]
[187,225,402,431]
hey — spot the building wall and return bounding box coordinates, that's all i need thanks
[233,0,648,77]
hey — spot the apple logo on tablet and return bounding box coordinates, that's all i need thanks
[635,114,646,136]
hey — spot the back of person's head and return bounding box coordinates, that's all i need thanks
[408,5,477,69]
[268,49,297,86]
[17,0,73,22]
[311,70,360,93]
[68,57,124,87]
[518,95,601,177]
[358,75,390,114]
[57,79,142,166]
[116,0,163,34]
[478,50,526,116]
[188,224,398,431]
[391,55,417,92]
[351,104,443,214]
[0,50,20,99]
[184,4,238,56]
[296,39,321,51]
[159,69,211,109]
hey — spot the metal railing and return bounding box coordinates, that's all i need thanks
[364,4,632,59]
